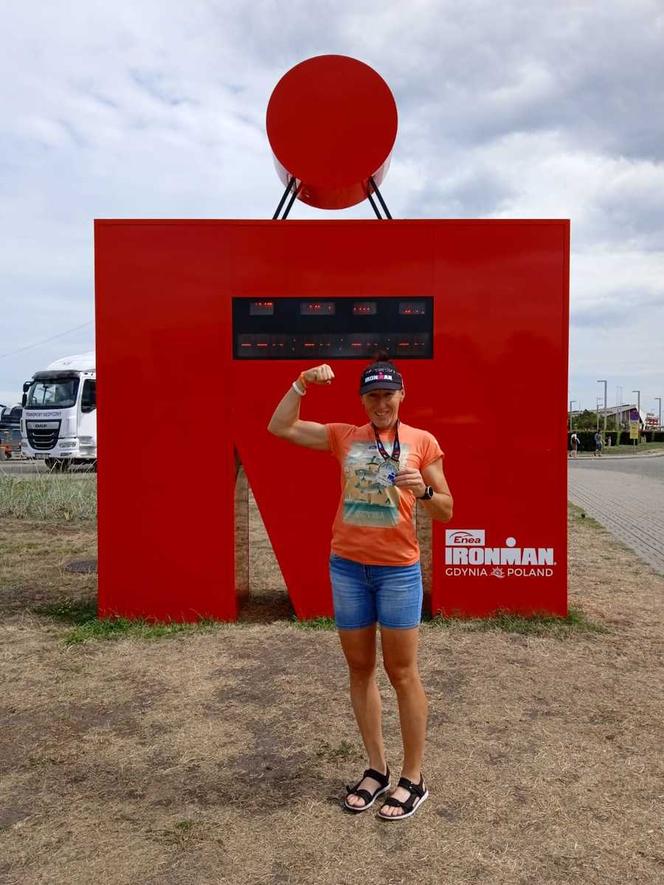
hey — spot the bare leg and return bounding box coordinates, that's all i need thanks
[337,624,388,807]
[380,625,428,816]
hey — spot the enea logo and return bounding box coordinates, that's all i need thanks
[444,529,556,578]
[445,529,485,546]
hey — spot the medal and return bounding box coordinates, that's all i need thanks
[372,421,401,486]
[375,459,398,487]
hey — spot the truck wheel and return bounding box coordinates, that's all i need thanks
[45,458,56,470]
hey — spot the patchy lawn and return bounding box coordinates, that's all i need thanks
[0,495,663,884]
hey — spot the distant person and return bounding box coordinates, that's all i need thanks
[594,431,603,457]
[268,355,453,821]
[570,432,580,458]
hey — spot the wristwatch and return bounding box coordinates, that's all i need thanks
[417,485,434,500]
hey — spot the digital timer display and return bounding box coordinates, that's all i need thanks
[233,297,433,359]
[300,302,335,316]
[352,302,377,316]
[249,301,274,316]
[399,301,427,316]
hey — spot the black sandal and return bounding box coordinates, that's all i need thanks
[377,773,428,820]
[343,765,391,813]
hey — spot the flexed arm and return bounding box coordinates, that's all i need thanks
[267,364,335,450]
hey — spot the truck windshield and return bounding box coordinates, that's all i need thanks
[26,377,79,409]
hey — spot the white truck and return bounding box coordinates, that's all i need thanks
[21,352,96,470]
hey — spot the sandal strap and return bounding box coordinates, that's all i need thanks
[346,787,373,805]
[382,793,418,812]
[346,765,390,800]
[364,766,389,785]
[397,775,424,798]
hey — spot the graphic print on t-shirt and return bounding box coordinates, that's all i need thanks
[342,441,411,527]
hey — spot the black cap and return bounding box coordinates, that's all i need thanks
[359,361,403,395]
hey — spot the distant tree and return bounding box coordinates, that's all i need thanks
[573,409,598,430]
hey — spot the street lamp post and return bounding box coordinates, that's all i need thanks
[656,396,662,431]
[597,379,607,439]
[569,399,576,431]
[596,397,602,431]
[632,389,641,445]
[616,385,622,444]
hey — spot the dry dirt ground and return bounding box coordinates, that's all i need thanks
[0,500,663,884]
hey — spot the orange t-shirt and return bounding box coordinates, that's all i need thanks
[324,421,444,566]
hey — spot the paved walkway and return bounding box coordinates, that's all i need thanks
[568,456,664,575]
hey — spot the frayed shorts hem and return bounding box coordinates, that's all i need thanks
[335,620,421,631]
[379,621,421,630]
[336,621,376,631]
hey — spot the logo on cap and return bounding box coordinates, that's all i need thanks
[364,373,393,383]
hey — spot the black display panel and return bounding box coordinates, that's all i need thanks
[233,297,433,360]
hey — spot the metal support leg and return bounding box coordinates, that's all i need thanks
[367,190,383,219]
[369,176,392,219]
[281,181,302,219]
[272,177,295,219]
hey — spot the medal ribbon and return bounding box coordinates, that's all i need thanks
[372,420,401,465]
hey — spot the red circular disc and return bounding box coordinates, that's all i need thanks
[266,55,398,210]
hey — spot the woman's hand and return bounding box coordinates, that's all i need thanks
[393,467,426,498]
[302,364,335,385]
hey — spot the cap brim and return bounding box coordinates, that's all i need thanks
[359,381,403,395]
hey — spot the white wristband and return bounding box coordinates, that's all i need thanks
[292,380,306,396]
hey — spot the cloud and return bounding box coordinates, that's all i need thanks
[571,289,664,329]
[0,0,663,416]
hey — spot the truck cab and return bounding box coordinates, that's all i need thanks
[0,404,23,460]
[21,352,96,470]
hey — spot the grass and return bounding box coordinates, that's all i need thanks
[3,473,663,884]
[35,599,98,624]
[34,600,337,644]
[291,610,607,638]
[314,738,358,763]
[159,820,203,848]
[567,501,604,529]
[0,473,97,521]
[573,441,664,457]
[605,441,664,454]
[423,604,608,637]
[33,598,226,645]
[33,599,606,645]
[8,484,606,644]
[290,615,337,631]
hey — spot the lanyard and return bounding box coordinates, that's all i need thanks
[372,420,401,464]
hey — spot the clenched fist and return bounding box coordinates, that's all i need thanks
[393,467,427,498]
[302,364,335,385]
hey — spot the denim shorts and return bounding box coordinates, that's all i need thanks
[329,553,423,630]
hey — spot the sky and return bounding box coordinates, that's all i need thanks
[0,0,663,417]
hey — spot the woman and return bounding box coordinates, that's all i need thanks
[267,356,453,821]
[570,432,580,458]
